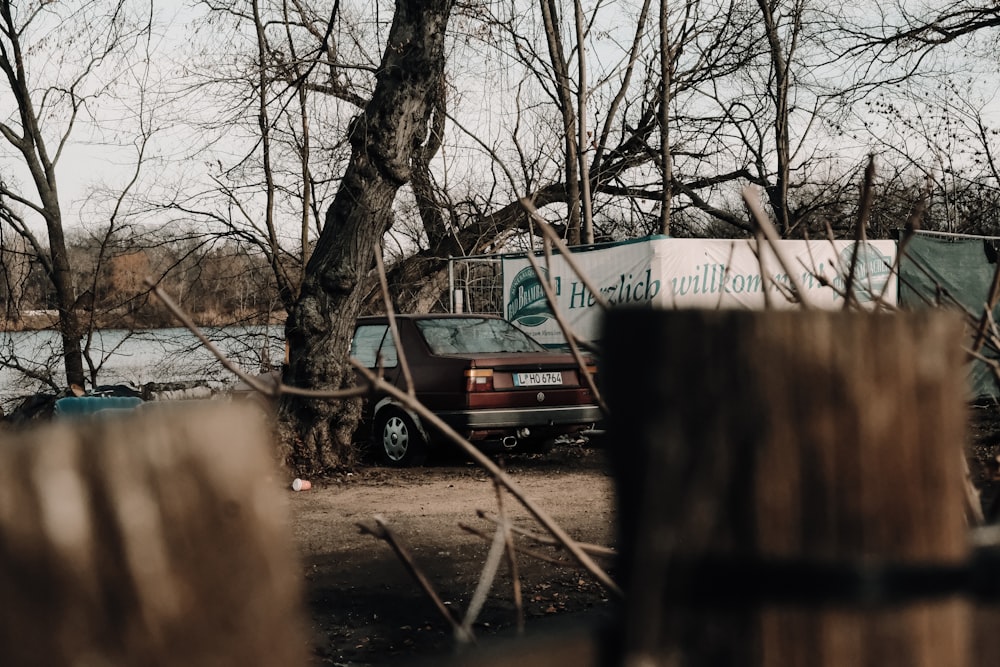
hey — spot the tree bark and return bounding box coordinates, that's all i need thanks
[278,0,454,474]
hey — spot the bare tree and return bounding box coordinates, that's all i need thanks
[755,0,801,235]
[538,0,583,244]
[0,0,150,388]
[278,0,455,472]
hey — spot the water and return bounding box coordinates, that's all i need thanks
[0,326,285,408]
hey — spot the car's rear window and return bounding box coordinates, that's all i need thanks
[415,318,547,354]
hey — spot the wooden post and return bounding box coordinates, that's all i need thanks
[0,403,308,667]
[603,310,970,666]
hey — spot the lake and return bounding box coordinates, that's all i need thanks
[0,326,285,408]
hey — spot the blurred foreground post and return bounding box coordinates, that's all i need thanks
[604,310,969,666]
[0,403,308,666]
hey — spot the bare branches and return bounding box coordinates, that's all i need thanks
[864,3,1000,49]
[144,204,621,646]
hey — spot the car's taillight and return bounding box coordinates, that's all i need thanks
[465,368,494,392]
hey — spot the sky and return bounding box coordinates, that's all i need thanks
[4,0,1000,246]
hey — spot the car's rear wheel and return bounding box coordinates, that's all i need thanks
[376,408,427,467]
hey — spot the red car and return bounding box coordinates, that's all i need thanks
[351,314,601,466]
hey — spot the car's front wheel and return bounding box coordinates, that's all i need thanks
[375,408,427,467]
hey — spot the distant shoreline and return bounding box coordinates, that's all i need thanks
[2,309,287,333]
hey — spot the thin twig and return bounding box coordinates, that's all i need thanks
[841,156,876,311]
[358,515,474,644]
[518,197,610,311]
[741,188,815,310]
[493,477,524,633]
[477,510,617,558]
[521,247,609,416]
[459,523,576,567]
[752,231,774,309]
[374,246,414,396]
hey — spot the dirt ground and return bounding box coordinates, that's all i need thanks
[286,441,618,666]
[967,404,1000,520]
[284,405,1000,666]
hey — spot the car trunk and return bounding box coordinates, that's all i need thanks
[408,353,593,412]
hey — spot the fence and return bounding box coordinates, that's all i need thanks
[448,255,504,315]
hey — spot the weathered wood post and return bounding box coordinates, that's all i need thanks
[603,310,970,666]
[0,403,308,666]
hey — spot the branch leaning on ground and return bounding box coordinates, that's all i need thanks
[357,515,474,644]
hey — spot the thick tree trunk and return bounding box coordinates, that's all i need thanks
[278,0,454,474]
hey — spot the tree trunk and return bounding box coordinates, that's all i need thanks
[757,0,797,236]
[278,0,454,474]
[46,208,86,388]
[539,0,583,245]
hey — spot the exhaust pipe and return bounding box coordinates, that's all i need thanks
[502,436,518,449]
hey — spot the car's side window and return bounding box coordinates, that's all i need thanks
[350,324,398,368]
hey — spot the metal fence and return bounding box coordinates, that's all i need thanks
[447,255,504,316]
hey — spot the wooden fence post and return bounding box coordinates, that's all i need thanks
[603,310,970,667]
[0,402,308,666]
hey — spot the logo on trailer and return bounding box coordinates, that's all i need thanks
[507,266,553,327]
[836,242,892,303]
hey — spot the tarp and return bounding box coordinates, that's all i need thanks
[898,232,1000,399]
[502,236,897,348]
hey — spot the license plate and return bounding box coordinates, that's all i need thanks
[513,371,563,387]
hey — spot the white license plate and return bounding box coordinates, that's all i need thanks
[513,371,563,387]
